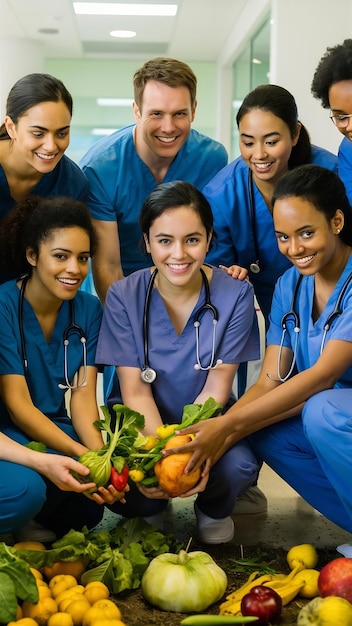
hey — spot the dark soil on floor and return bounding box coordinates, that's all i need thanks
[111,541,338,626]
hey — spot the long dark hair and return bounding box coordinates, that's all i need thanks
[272,164,352,247]
[236,84,311,168]
[0,196,97,276]
[0,73,73,140]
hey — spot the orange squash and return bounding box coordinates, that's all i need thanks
[43,556,89,582]
[154,434,201,497]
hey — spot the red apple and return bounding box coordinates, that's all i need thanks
[318,557,352,602]
[241,585,282,625]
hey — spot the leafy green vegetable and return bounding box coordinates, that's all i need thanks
[227,553,278,575]
[13,518,182,595]
[0,542,38,623]
[128,397,222,484]
[76,404,145,489]
[25,441,47,452]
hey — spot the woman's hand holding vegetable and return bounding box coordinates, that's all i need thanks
[90,481,130,505]
[136,483,170,500]
[166,417,233,474]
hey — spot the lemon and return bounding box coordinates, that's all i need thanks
[293,568,320,598]
[22,597,58,626]
[287,543,318,571]
[65,598,91,626]
[48,613,74,626]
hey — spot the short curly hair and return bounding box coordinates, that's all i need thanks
[311,39,352,108]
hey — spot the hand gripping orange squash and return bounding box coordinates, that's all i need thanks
[154,434,201,497]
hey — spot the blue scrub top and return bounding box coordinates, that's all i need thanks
[267,254,352,387]
[0,155,89,220]
[0,281,103,428]
[338,137,352,206]
[0,155,90,285]
[96,266,260,423]
[204,145,338,321]
[80,126,228,276]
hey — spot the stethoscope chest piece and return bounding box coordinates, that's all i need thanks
[140,367,157,383]
[250,261,260,274]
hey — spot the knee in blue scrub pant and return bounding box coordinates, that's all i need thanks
[196,440,259,518]
[249,414,352,532]
[0,461,47,533]
[36,481,104,537]
[302,389,352,531]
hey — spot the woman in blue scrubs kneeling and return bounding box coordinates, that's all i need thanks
[167,165,352,537]
[0,197,125,541]
[97,180,260,544]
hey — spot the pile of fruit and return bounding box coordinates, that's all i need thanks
[9,571,126,626]
[214,543,352,625]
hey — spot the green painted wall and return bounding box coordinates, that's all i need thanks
[45,58,219,162]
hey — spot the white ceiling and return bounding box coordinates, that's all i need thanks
[3,0,250,62]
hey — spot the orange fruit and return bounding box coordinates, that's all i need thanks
[49,574,78,591]
[154,434,201,496]
[65,597,91,626]
[14,541,46,551]
[30,567,44,581]
[48,612,75,626]
[83,582,109,604]
[59,593,88,613]
[44,557,89,582]
[22,597,58,626]
[8,619,38,626]
[56,585,85,607]
[88,621,126,626]
[37,584,53,599]
[82,600,122,626]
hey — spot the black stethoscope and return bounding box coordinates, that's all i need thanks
[19,275,87,390]
[248,169,261,274]
[140,267,221,383]
[270,271,352,382]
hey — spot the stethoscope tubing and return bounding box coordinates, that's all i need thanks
[274,271,352,382]
[140,267,220,383]
[248,169,262,274]
[19,275,87,389]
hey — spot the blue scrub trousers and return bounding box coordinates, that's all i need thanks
[1,420,104,537]
[0,461,47,533]
[109,439,259,519]
[248,389,352,533]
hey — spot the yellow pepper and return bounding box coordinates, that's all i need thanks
[129,469,145,483]
[156,424,178,439]
[140,435,159,450]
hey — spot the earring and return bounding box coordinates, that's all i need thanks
[336,229,341,234]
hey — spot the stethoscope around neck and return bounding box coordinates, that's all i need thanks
[248,169,262,274]
[19,275,88,390]
[269,271,352,382]
[140,267,222,383]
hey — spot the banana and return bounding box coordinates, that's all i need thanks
[223,572,282,603]
[263,579,305,606]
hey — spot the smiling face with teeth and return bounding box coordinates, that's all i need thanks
[239,109,300,191]
[5,100,71,177]
[144,205,211,292]
[273,196,345,278]
[133,80,196,175]
[26,226,91,303]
